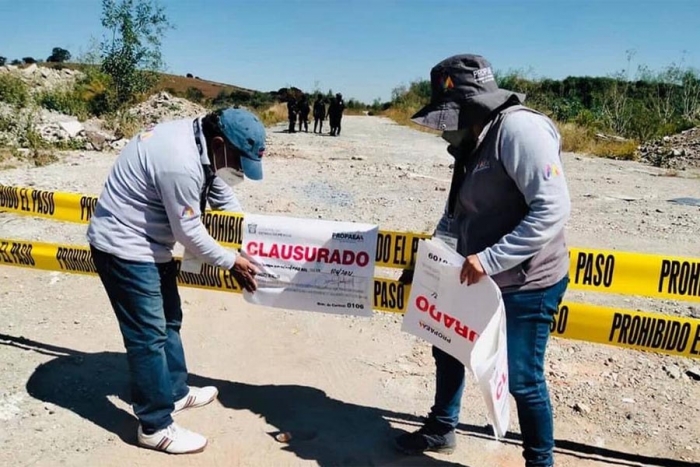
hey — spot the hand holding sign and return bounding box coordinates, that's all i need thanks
[231,255,259,292]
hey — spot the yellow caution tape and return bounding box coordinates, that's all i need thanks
[1,185,699,302]
[1,238,698,359]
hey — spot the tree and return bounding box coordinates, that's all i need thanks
[47,47,72,63]
[0,57,6,66]
[99,0,173,105]
[10,59,21,66]
[22,57,37,64]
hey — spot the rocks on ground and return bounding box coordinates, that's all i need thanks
[0,63,83,94]
[637,127,700,170]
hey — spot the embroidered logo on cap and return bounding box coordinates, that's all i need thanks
[442,75,454,91]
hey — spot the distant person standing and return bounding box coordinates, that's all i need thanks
[328,92,346,136]
[297,95,311,133]
[313,96,326,134]
[287,97,297,133]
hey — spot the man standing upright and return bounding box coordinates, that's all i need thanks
[394,54,571,467]
[328,92,345,136]
[87,107,263,454]
[313,96,326,133]
[287,97,297,133]
[297,95,311,133]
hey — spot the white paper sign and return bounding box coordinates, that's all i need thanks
[401,238,510,437]
[241,213,378,316]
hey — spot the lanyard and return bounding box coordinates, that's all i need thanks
[193,118,215,214]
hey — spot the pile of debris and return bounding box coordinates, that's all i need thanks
[127,91,206,125]
[0,64,83,93]
[0,103,124,151]
[637,127,700,170]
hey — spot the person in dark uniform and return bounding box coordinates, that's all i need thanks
[328,92,346,136]
[297,95,311,133]
[287,97,297,133]
[313,96,326,134]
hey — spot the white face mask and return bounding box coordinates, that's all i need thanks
[215,145,245,188]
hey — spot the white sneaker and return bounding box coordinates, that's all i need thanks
[137,422,207,454]
[173,386,219,414]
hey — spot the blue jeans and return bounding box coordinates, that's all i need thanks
[429,276,569,467]
[91,246,190,434]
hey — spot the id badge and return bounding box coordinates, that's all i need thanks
[434,231,458,251]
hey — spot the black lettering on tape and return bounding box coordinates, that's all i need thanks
[575,252,615,288]
[80,196,97,221]
[609,313,622,342]
[31,190,55,216]
[10,242,35,266]
[201,213,243,244]
[0,185,20,209]
[660,260,700,298]
[392,234,403,266]
[19,188,30,212]
[373,280,405,311]
[550,305,569,335]
[0,241,12,263]
[376,233,391,264]
[56,247,96,273]
[690,325,700,355]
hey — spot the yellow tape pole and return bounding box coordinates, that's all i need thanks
[1,238,698,359]
[2,185,699,302]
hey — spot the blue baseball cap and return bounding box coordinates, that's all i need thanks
[218,108,266,181]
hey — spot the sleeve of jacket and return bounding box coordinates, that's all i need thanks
[155,170,238,269]
[206,176,243,213]
[476,112,571,276]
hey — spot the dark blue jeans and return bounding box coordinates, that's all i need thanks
[429,276,569,467]
[91,246,190,434]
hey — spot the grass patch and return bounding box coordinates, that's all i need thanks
[256,102,288,127]
[381,106,439,134]
[558,123,638,160]
[103,111,143,139]
[37,89,90,120]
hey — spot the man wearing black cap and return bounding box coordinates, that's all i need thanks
[394,54,571,467]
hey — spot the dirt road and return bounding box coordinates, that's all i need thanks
[1,116,699,467]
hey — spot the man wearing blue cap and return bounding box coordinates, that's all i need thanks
[87,107,266,454]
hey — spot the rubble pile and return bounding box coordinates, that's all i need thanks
[637,127,700,170]
[127,91,206,125]
[0,64,83,93]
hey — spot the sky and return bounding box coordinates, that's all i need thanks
[1,0,699,103]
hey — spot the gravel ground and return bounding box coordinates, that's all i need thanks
[0,115,699,467]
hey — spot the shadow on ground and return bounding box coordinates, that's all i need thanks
[2,334,694,467]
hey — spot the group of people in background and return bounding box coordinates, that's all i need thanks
[287,93,346,136]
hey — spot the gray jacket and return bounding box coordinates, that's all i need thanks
[87,117,241,269]
[436,105,571,293]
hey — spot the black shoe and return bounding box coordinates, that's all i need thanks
[394,421,456,455]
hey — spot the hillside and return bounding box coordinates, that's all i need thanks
[39,62,260,99]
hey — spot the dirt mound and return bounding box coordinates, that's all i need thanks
[638,127,700,169]
[127,91,206,125]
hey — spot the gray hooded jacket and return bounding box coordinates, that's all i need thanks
[436,105,571,293]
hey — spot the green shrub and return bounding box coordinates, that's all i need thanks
[0,74,30,107]
[37,90,89,120]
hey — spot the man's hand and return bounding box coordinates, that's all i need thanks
[230,256,259,293]
[460,254,486,285]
